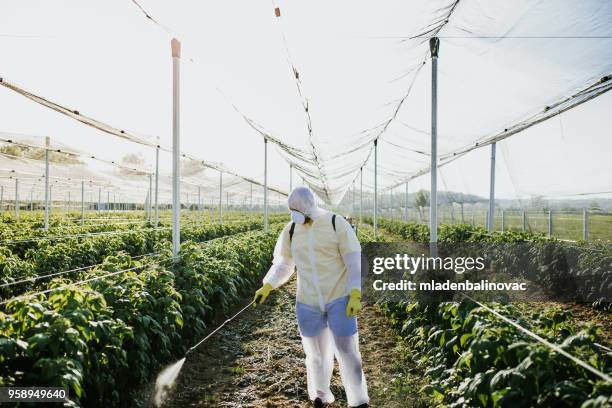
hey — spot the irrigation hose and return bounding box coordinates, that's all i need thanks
[462,292,612,384]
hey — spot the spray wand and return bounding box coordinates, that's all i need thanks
[154,299,256,406]
[185,300,255,356]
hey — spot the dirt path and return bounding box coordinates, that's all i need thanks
[161,279,425,407]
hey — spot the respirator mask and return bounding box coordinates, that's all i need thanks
[290,210,308,224]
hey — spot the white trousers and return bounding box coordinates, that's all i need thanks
[301,327,369,406]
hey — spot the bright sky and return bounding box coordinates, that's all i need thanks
[1,0,611,204]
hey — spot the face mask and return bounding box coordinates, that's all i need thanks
[290,210,306,224]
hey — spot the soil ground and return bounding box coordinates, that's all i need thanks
[159,279,426,408]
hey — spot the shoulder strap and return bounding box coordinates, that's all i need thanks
[289,222,296,242]
[290,216,336,243]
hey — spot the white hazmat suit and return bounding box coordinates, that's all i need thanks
[261,187,369,407]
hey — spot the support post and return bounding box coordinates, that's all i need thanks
[352,181,356,216]
[198,186,201,213]
[219,170,223,224]
[264,138,269,231]
[44,136,50,230]
[488,142,496,232]
[148,173,153,223]
[522,210,527,232]
[289,163,293,192]
[359,167,363,225]
[501,209,505,231]
[154,145,160,227]
[548,209,553,237]
[404,182,409,222]
[98,187,101,211]
[583,208,588,241]
[81,180,85,224]
[429,37,440,256]
[374,139,378,240]
[250,182,253,210]
[171,38,181,258]
[14,178,19,218]
[0,185,3,212]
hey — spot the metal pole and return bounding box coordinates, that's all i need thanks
[522,210,527,232]
[44,136,50,230]
[219,170,223,223]
[264,138,269,231]
[171,38,181,258]
[0,186,3,212]
[429,37,440,256]
[14,178,19,218]
[148,173,153,223]
[374,139,378,240]
[352,181,356,216]
[488,142,496,232]
[501,209,505,231]
[154,146,160,227]
[583,208,588,241]
[548,209,552,237]
[81,180,85,224]
[289,163,293,192]
[250,182,253,210]
[359,167,363,225]
[107,191,110,212]
[198,186,201,213]
[29,189,33,211]
[404,183,409,222]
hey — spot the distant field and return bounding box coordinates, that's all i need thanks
[377,208,612,242]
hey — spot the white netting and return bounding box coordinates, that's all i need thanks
[0,0,610,208]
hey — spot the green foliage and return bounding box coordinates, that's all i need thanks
[0,216,283,299]
[0,226,278,406]
[374,218,612,406]
[381,300,612,407]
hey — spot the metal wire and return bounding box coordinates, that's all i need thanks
[0,261,173,306]
[0,252,163,288]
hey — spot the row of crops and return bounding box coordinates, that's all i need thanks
[373,218,611,407]
[371,217,611,309]
[0,213,288,298]
[0,209,289,406]
[0,209,384,407]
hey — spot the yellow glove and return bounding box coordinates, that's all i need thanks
[346,288,362,317]
[253,283,273,306]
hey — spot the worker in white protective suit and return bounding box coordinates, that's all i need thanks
[253,186,369,408]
